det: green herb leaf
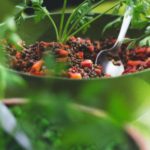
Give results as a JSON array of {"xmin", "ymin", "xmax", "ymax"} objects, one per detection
[
  {"xmin": 139, "ymin": 36, "xmax": 150, "ymax": 46},
  {"xmin": 34, "ymin": 9, "xmax": 46, "ymax": 22},
  {"xmin": 145, "ymin": 25, "xmax": 150, "ymax": 34},
  {"xmin": 127, "ymin": 40, "xmax": 137, "ymax": 49},
  {"xmin": 125, "ymin": 0, "xmax": 150, "ymax": 29},
  {"xmin": 102, "ymin": 17, "xmax": 122, "ymax": 35},
  {"xmin": 31, "ymin": 0, "xmax": 43, "ymax": 5}
]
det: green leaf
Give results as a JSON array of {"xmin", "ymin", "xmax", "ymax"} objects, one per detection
[
  {"xmin": 102, "ymin": 17, "xmax": 121, "ymax": 35},
  {"xmin": 34, "ymin": 9, "xmax": 46, "ymax": 23},
  {"xmin": 122, "ymin": 38, "xmax": 133, "ymax": 44},
  {"xmin": 127, "ymin": 40, "xmax": 137, "ymax": 49},
  {"xmin": 8, "ymin": 33, "xmax": 23, "ymax": 50},
  {"xmin": 69, "ymin": 0, "xmax": 104, "ymax": 30},
  {"xmin": 0, "ymin": 17, "xmax": 23, "ymax": 51},
  {"xmin": 5, "ymin": 17, "xmax": 16, "ymax": 32},
  {"xmin": 70, "ymin": 1, "xmax": 93, "ymax": 29},
  {"xmin": 139, "ymin": 36, "xmax": 150, "ymax": 46},
  {"xmin": 31, "ymin": 0, "xmax": 43, "ymax": 5},
  {"xmin": 145, "ymin": 25, "xmax": 150, "ymax": 34},
  {"xmin": 112, "ymin": 3, "xmax": 123, "ymax": 15},
  {"xmin": 120, "ymin": 0, "xmax": 150, "ymax": 30},
  {"xmin": 0, "ymin": 0, "xmax": 14, "ymax": 21}
]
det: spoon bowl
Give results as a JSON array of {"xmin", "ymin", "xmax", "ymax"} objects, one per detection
[{"xmin": 95, "ymin": 48, "xmax": 124, "ymax": 77}]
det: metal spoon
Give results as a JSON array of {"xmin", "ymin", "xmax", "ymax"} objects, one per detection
[{"xmin": 95, "ymin": 6, "xmax": 133, "ymax": 77}]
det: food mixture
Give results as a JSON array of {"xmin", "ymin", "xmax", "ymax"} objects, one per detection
[{"xmin": 7, "ymin": 37, "xmax": 150, "ymax": 79}]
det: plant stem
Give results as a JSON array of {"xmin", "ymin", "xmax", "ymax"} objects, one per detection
[
  {"xmin": 137, "ymin": 33, "xmax": 150, "ymax": 41},
  {"xmin": 39, "ymin": 6, "xmax": 59, "ymax": 41},
  {"xmin": 65, "ymin": 0, "xmax": 105, "ymax": 40},
  {"xmin": 129, "ymin": 32, "xmax": 150, "ymax": 43},
  {"xmin": 62, "ymin": 2, "xmax": 121, "ymax": 42},
  {"xmin": 59, "ymin": 0, "xmax": 67, "ymax": 41},
  {"xmin": 61, "ymin": 0, "xmax": 87, "ymax": 42}
]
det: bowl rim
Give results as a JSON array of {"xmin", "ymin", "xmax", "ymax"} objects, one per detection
[{"xmin": 8, "ymin": 67, "xmax": 150, "ymax": 81}]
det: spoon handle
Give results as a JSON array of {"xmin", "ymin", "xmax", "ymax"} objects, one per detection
[{"xmin": 115, "ymin": 6, "xmax": 133, "ymax": 47}]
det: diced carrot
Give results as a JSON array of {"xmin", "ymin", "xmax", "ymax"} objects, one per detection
[
  {"xmin": 16, "ymin": 52, "xmax": 22, "ymax": 59},
  {"xmin": 81, "ymin": 60, "xmax": 93, "ymax": 68},
  {"xmin": 135, "ymin": 48, "xmax": 146, "ymax": 54},
  {"xmin": 76, "ymin": 51, "xmax": 84, "ymax": 59},
  {"xmin": 40, "ymin": 41, "xmax": 52, "ymax": 48},
  {"xmin": 127, "ymin": 60, "xmax": 145, "ymax": 66},
  {"xmin": 56, "ymin": 49, "xmax": 69, "ymax": 57},
  {"xmin": 88, "ymin": 45, "xmax": 94, "ymax": 52},
  {"xmin": 30, "ymin": 60, "xmax": 44, "ymax": 73},
  {"xmin": 147, "ymin": 47, "xmax": 150, "ymax": 53},
  {"xmin": 68, "ymin": 72, "xmax": 82, "ymax": 79},
  {"xmin": 95, "ymin": 68, "xmax": 102, "ymax": 75}
]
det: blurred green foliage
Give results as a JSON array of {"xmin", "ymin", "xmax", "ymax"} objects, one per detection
[
  {"xmin": 0, "ymin": 1, "xmax": 149, "ymax": 150},
  {"xmin": 0, "ymin": 1, "xmax": 13, "ymax": 21},
  {"xmin": 0, "ymin": 0, "xmax": 22, "ymax": 20},
  {"xmin": 7, "ymin": 94, "xmax": 139, "ymax": 150}
]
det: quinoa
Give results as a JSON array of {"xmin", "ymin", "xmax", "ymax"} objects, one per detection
[{"xmin": 6, "ymin": 37, "xmax": 150, "ymax": 79}]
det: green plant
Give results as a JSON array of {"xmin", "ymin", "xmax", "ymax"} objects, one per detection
[
  {"xmin": 103, "ymin": 0, "xmax": 150, "ymax": 48},
  {"xmin": 123, "ymin": 0, "xmax": 150, "ymax": 48},
  {"xmin": 125, "ymin": 24, "xmax": 150, "ymax": 49},
  {"xmin": 15, "ymin": 0, "xmax": 122, "ymax": 43},
  {"xmin": 14, "ymin": 0, "xmax": 150, "ymax": 46}
]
